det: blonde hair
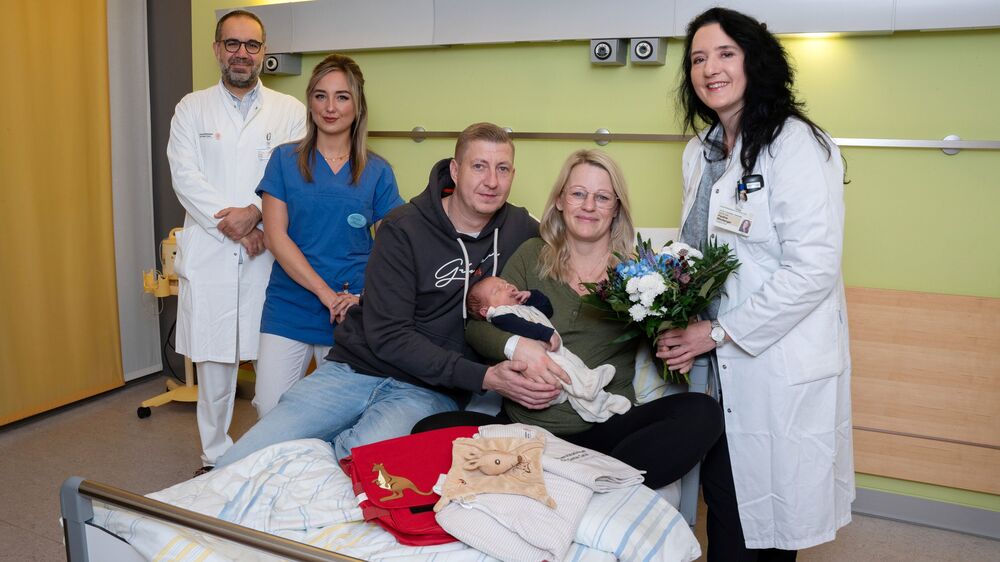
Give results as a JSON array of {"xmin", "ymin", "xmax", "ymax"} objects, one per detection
[
  {"xmin": 454, "ymin": 122, "xmax": 514, "ymax": 161},
  {"xmin": 538, "ymin": 150, "xmax": 635, "ymax": 283},
  {"xmin": 296, "ymin": 54, "xmax": 370, "ymax": 184}
]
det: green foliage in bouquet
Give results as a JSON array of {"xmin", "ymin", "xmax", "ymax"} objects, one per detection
[{"xmin": 582, "ymin": 234, "xmax": 740, "ymax": 383}]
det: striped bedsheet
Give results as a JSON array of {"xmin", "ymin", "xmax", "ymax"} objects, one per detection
[{"xmin": 91, "ymin": 439, "xmax": 700, "ymax": 562}]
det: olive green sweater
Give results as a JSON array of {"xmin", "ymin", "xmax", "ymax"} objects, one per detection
[{"xmin": 466, "ymin": 238, "xmax": 637, "ymax": 435}]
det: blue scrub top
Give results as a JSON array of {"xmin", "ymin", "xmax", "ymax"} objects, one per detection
[{"xmin": 256, "ymin": 143, "xmax": 404, "ymax": 345}]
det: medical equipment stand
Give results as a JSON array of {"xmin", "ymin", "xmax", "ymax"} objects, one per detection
[
  {"xmin": 136, "ymin": 356, "xmax": 197, "ymax": 418},
  {"xmin": 136, "ymin": 229, "xmax": 198, "ymax": 418}
]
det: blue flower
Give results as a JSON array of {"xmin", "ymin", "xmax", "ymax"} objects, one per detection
[
  {"xmin": 655, "ymin": 253, "xmax": 678, "ymax": 270},
  {"xmin": 616, "ymin": 259, "xmax": 655, "ymax": 279}
]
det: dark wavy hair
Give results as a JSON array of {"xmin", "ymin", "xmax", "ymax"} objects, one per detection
[{"xmin": 678, "ymin": 7, "xmax": 831, "ymax": 176}]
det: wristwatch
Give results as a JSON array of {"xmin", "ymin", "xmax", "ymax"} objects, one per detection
[{"xmin": 709, "ymin": 320, "xmax": 726, "ymax": 348}]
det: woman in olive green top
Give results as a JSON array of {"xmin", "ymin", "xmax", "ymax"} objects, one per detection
[
  {"xmin": 468, "ymin": 237, "xmax": 637, "ymax": 434},
  {"xmin": 417, "ymin": 149, "xmax": 723, "ymax": 489}
]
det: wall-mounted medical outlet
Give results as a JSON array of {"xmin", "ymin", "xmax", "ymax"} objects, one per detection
[
  {"xmin": 590, "ymin": 39, "xmax": 626, "ymax": 66},
  {"xmin": 630, "ymin": 38, "xmax": 666, "ymax": 65},
  {"xmin": 262, "ymin": 53, "xmax": 302, "ymax": 76}
]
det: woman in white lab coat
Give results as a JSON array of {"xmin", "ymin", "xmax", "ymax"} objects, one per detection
[{"xmin": 656, "ymin": 8, "xmax": 853, "ymax": 560}]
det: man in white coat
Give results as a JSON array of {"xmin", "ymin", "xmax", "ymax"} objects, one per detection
[{"xmin": 167, "ymin": 9, "xmax": 306, "ymax": 472}]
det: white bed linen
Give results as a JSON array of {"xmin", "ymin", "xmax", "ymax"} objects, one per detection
[{"xmin": 91, "ymin": 439, "xmax": 700, "ymax": 562}]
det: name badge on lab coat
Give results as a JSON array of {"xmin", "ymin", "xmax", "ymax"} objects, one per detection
[
  {"xmin": 257, "ymin": 147, "xmax": 273, "ymax": 163},
  {"xmin": 715, "ymin": 206, "xmax": 753, "ymax": 236}
]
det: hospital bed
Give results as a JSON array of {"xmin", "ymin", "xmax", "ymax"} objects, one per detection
[
  {"xmin": 60, "ymin": 437, "xmax": 701, "ymax": 562},
  {"xmin": 60, "ymin": 384, "xmax": 707, "ymax": 562},
  {"xmin": 60, "ymin": 475, "xmax": 358, "ymax": 562}
]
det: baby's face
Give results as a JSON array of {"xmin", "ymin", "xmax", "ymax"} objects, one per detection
[{"xmin": 479, "ymin": 277, "xmax": 523, "ymax": 308}]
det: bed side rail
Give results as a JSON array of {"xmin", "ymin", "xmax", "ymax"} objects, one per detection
[{"xmin": 59, "ymin": 476, "xmax": 363, "ymax": 562}]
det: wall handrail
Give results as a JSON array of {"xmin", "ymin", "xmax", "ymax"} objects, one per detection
[
  {"xmin": 369, "ymin": 129, "xmax": 1000, "ymax": 151},
  {"xmin": 853, "ymin": 426, "xmax": 1000, "ymax": 451}
]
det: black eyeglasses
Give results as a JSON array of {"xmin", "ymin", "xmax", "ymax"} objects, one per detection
[{"xmin": 220, "ymin": 39, "xmax": 263, "ymax": 54}]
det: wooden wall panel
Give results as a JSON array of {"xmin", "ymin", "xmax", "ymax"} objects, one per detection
[
  {"xmin": 847, "ymin": 287, "xmax": 1000, "ymax": 493},
  {"xmin": 853, "ymin": 429, "xmax": 1000, "ymax": 494}
]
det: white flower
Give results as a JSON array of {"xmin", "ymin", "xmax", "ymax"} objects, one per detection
[
  {"xmin": 629, "ymin": 303, "xmax": 650, "ymax": 321},
  {"xmin": 626, "ymin": 273, "xmax": 666, "ymax": 306},
  {"xmin": 662, "ymin": 242, "xmax": 703, "ymax": 260},
  {"xmin": 625, "ymin": 276, "xmax": 642, "ymax": 302},
  {"xmin": 635, "ymin": 273, "xmax": 666, "ymax": 307}
]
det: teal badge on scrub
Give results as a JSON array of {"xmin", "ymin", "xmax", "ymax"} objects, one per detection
[{"xmin": 347, "ymin": 213, "xmax": 367, "ymax": 228}]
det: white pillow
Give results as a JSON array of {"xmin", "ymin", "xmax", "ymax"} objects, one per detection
[{"xmin": 633, "ymin": 344, "xmax": 689, "ymax": 404}]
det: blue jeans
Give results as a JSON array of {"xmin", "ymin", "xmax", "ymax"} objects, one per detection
[{"xmin": 216, "ymin": 361, "xmax": 458, "ymax": 467}]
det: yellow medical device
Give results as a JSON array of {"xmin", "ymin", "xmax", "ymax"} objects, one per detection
[
  {"xmin": 142, "ymin": 228, "xmax": 182, "ymax": 298},
  {"xmin": 161, "ymin": 227, "xmax": 180, "ymax": 276},
  {"xmin": 138, "ymin": 227, "xmax": 197, "ymax": 418}
]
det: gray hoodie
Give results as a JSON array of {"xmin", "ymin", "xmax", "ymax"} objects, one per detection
[{"xmin": 328, "ymin": 157, "xmax": 539, "ymax": 398}]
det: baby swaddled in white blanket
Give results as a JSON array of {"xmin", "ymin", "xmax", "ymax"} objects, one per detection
[{"xmin": 467, "ymin": 277, "xmax": 632, "ymax": 422}]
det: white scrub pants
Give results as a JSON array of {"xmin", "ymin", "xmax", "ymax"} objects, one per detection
[
  {"xmin": 252, "ymin": 333, "xmax": 331, "ymax": 419},
  {"xmin": 196, "ymin": 358, "xmax": 252, "ymax": 466}
]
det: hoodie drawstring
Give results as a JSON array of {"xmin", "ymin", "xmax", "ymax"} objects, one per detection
[
  {"xmin": 458, "ymin": 238, "xmax": 471, "ymax": 320},
  {"xmin": 457, "ymin": 227, "xmax": 501, "ymax": 321},
  {"xmin": 492, "ymin": 228, "xmax": 499, "ymax": 275}
]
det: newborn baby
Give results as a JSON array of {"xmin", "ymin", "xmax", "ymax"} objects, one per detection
[{"xmin": 467, "ymin": 276, "xmax": 631, "ymax": 422}]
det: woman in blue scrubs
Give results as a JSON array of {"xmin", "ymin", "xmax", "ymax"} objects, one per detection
[{"xmin": 253, "ymin": 54, "xmax": 404, "ymax": 418}]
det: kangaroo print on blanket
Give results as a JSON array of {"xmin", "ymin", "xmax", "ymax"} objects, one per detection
[{"xmin": 372, "ymin": 462, "xmax": 434, "ymax": 501}]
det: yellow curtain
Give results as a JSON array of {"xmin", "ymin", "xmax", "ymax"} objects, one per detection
[{"xmin": 0, "ymin": 0, "xmax": 123, "ymax": 425}]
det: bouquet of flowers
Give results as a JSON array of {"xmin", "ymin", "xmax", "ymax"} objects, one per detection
[{"xmin": 582, "ymin": 235, "xmax": 740, "ymax": 384}]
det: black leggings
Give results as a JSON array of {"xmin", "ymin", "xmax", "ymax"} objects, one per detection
[
  {"xmin": 701, "ymin": 424, "xmax": 798, "ymax": 561},
  {"xmin": 413, "ymin": 392, "xmax": 723, "ymax": 489}
]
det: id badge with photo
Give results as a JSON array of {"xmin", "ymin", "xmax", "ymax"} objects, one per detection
[{"xmin": 715, "ymin": 206, "xmax": 754, "ymax": 236}]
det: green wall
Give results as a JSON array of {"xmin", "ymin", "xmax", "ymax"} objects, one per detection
[
  {"xmin": 192, "ymin": 1, "xmax": 999, "ymax": 510},
  {"xmin": 193, "ymin": 1, "xmax": 999, "ymax": 299}
]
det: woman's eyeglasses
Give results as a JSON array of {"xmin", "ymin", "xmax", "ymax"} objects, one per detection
[
  {"xmin": 562, "ymin": 188, "xmax": 618, "ymax": 209},
  {"xmin": 220, "ymin": 39, "xmax": 263, "ymax": 54}
]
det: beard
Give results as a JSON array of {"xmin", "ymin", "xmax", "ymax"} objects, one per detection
[{"xmin": 219, "ymin": 55, "xmax": 261, "ymax": 89}]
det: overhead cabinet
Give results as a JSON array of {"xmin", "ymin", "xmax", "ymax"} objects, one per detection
[
  {"xmin": 236, "ymin": 0, "xmax": 433, "ymax": 54},
  {"xmin": 226, "ymin": 0, "xmax": 1000, "ymax": 54},
  {"xmin": 894, "ymin": 0, "xmax": 1000, "ymax": 31},
  {"xmin": 673, "ymin": 0, "xmax": 895, "ymax": 35},
  {"xmin": 433, "ymin": 0, "xmax": 674, "ymax": 45}
]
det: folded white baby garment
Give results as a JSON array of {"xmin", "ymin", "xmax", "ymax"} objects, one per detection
[
  {"xmin": 434, "ymin": 424, "xmax": 649, "ymax": 562},
  {"xmin": 436, "ymin": 468, "xmax": 591, "ymax": 562}
]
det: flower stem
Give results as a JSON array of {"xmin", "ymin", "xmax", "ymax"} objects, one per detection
[{"xmin": 662, "ymin": 363, "xmax": 691, "ymax": 385}]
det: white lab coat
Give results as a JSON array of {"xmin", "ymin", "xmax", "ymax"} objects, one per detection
[
  {"xmin": 168, "ymin": 81, "xmax": 306, "ymax": 363},
  {"xmin": 680, "ymin": 118, "xmax": 854, "ymax": 550}
]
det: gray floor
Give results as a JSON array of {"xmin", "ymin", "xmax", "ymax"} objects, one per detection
[{"xmin": 0, "ymin": 375, "xmax": 996, "ymax": 561}]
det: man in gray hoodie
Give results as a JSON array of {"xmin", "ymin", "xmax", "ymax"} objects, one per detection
[{"xmin": 217, "ymin": 123, "xmax": 561, "ymax": 466}]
